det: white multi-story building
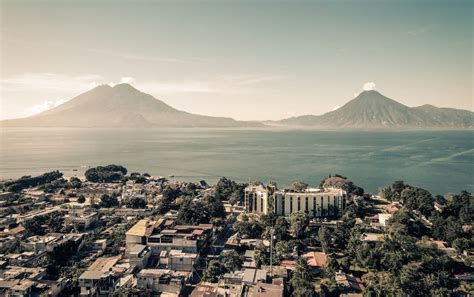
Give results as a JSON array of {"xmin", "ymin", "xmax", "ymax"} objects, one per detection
[
  {"xmin": 274, "ymin": 188, "xmax": 347, "ymax": 217},
  {"xmin": 244, "ymin": 184, "xmax": 270, "ymax": 215},
  {"xmin": 245, "ymin": 184, "xmax": 348, "ymax": 218}
]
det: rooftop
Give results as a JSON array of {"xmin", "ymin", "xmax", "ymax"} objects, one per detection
[
  {"xmin": 126, "ymin": 219, "xmax": 155, "ymax": 237},
  {"xmin": 88, "ymin": 256, "xmax": 121, "ymax": 272}
]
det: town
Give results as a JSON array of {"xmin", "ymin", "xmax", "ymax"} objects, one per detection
[{"xmin": 0, "ymin": 165, "xmax": 471, "ymax": 296}]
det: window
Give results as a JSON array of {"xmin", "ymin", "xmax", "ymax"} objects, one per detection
[
  {"xmin": 297, "ymin": 197, "xmax": 301, "ymax": 211},
  {"xmin": 290, "ymin": 196, "xmax": 293, "ymax": 213},
  {"xmin": 281, "ymin": 196, "xmax": 285, "ymax": 216},
  {"xmin": 313, "ymin": 198, "xmax": 316, "ymax": 217},
  {"xmin": 305, "ymin": 197, "xmax": 309, "ymax": 211}
]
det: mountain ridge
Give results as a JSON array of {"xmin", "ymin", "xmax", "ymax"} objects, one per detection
[
  {"xmin": 274, "ymin": 90, "xmax": 473, "ymax": 129},
  {"xmin": 1, "ymin": 86, "xmax": 472, "ymax": 129},
  {"xmin": 1, "ymin": 83, "xmax": 263, "ymax": 128}
]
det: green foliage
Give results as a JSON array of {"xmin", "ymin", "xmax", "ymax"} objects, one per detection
[
  {"xmin": 202, "ymin": 260, "xmax": 225, "ymax": 282},
  {"xmin": 214, "ymin": 177, "xmax": 245, "ymax": 201},
  {"xmin": 23, "ymin": 212, "xmax": 64, "ymax": 236},
  {"xmin": 222, "ymin": 251, "xmax": 244, "ymax": 272},
  {"xmin": 124, "ymin": 197, "xmax": 146, "ymax": 209},
  {"xmin": 176, "ymin": 198, "xmax": 209, "ymax": 225},
  {"xmin": 3, "ymin": 171, "xmax": 63, "ymax": 192},
  {"xmin": 84, "ymin": 165, "xmax": 127, "ymax": 183},
  {"xmin": 233, "ymin": 219, "xmax": 263, "ymax": 239},
  {"xmin": 289, "ymin": 211, "xmax": 310, "ymax": 239},
  {"xmin": 290, "ymin": 258, "xmax": 316, "ymax": 297},
  {"xmin": 291, "ymin": 181, "xmax": 308, "ymax": 192},
  {"xmin": 400, "ymin": 187, "xmax": 434, "ymax": 217},
  {"xmin": 99, "ymin": 194, "xmax": 119, "ymax": 208},
  {"xmin": 77, "ymin": 195, "xmax": 86, "ymax": 203},
  {"xmin": 318, "ymin": 226, "xmax": 331, "ymax": 253}
]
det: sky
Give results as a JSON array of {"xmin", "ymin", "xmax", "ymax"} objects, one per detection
[{"xmin": 0, "ymin": 0, "xmax": 472, "ymax": 121}]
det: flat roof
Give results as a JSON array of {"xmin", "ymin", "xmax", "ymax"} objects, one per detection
[
  {"xmin": 88, "ymin": 256, "xmax": 120, "ymax": 272},
  {"xmin": 126, "ymin": 219, "xmax": 154, "ymax": 237}
]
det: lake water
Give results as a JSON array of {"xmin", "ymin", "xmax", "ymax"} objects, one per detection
[{"xmin": 0, "ymin": 128, "xmax": 472, "ymax": 195}]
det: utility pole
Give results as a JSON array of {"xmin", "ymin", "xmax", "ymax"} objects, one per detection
[{"xmin": 269, "ymin": 227, "xmax": 275, "ymax": 279}]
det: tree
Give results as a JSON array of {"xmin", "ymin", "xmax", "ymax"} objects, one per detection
[
  {"xmin": 77, "ymin": 195, "xmax": 86, "ymax": 203},
  {"xmin": 273, "ymin": 217, "xmax": 291, "ymax": 241},
  {"xmin": 400, "ymin": 187, "xmax": 434, "ymax": 217},
  {"xmin": 85, "ymin": 165, "xmax": 127, "ymax": 183},
  {"xmin": 291, "ymin": 181, "xmax": 308, "ymax": 192},
  {"xmin": 203, "ymin": 194, "xmax": 226, "ymax": 218},
  {"xmin": 318, "ymin": 226, "xmax": 331, "ymax": 252},
  {"xmin": 228, "ymin": 191, "xmax": 241, "ymax": 206},
  {"xmin": 275, "ymin": 240, "xmax": 297, "ymax": 261},
  {"xmin": 222, "ymin": 251, "xmax": 244, "ymax": 272},
  {"xmin": 289, "ymin": 211, "xmax": 310, "ymax": 239},
  {"xmin": 176, "ymin": 199, "xmax": 209, "ymax": 225},
  {"xmin": 290, "ymin": 258, "xmax": 316, "ymax": 296},
  {"xmin": 124, "ymin": 197, "xmax": 146, "ymax": 209},
  {"xmin": 452, "ymin": 238, "xmax": 471, "ymax": 254},
  {"xmin": 202, "ymin": 260, "xmax": 225, "ymax": 282},
  {"xmin": 99, "ymin": 194, "xmax": 119, "ymax": 208}
]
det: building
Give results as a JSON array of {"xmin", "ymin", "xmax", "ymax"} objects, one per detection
[
  {"xmin": 245, "ymin": 183, "xmax": 348, "ymax": 218},
  {"xmin": 274, "ymin": 188, "xmax": 347, "ymax": 218},
  {"xmin": 245, "ymin": 184, "xmax": 270, "ymax": 215},
  {"xmin": 302, "ymin": 252, "xmax": 327, "ymax": 271},
  {"xmin": 137, "ymin": 269, "xmax": 191, "ymax": 295},
  {"xmin": 125, "ymin": 244, "xmax": 151, "ymax": 270},
  {"xmin": 78, "ymin": 256, "xmax": 121, "ymax": 296},
  {"xmin": 126, "ymin": 219, "xmax": 213, "ymax": 254},
  {"xmin": 247, "ymin": 281, "xmax": 284, "ymax": 297},
  {"xmin": 159, "ymin": 249, "xmax": 198, "ymax": 272}
]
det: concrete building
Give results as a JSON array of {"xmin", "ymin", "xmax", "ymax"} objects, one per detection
[
  {"xmin": 244, "ymin": 184, "xmax": 270, "ymax": 215},
  {"xmin": 78, "ymin": 256, "xmax": 121, "ymax": 296},
  {"xmin": 137, "ymin": 269, "xmax": 191, "ymax": 295},
  {"xmin": 125, "ymin": 244, "xmax": 151, "ymax": 270},
  {"xmin": 274, "ymin": 188, "xmax": 347, "ymax": 218},
  {"xmin": 126, "ymin": 219, "xmax": 213, "ymax": 254},
  {"xmin": 158, "ymin": 249, "xmax": 198, "ymax": 272},
  {"xmin": 245, "ymin": 184, "xmax": 348, "ymax": 218}
]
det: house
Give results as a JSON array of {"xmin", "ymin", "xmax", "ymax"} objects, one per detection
[
  {"xmin": 247, "ymin": 280, "xmax": 284, "ymax": 297},
  {"xmin": 302, "ymin": 252, "xmax": 327, "ymax": 271},
  {"xmin": 335, "ymin": 272, "xmax": 365, "ymax": 294},
  {"xmin": 64, "ymin": 211, "xmax": 98, "ymax": 230},
  {"xmin": 78, "ymin": 256, "xmax": 121, "ymax": 296},
  {"xmin": 126, "ymin": 219, "xmax": 213, "ymax": 254},
  {"xmin": 242, "ymin": 268, "xmax": 268, "ymax": 285},
  {"xmin": 136, "ymin": 269, "xmax": 191, "ymax": 295},
  {"xmin": 159, "ymin": 249, "xmax": 198, "ymax": 272},
  {"xmin": 125, "ymin": 244, "xmax": 151, "ymax": 270}
]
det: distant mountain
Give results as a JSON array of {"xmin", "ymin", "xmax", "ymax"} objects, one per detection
[
  {"xmin": 275, "ymin": 90, "xmax": 473, "ymax": 129},
  {"xmin": 1, "ymin": 84, "xmax": 262, "ymax": 128}
]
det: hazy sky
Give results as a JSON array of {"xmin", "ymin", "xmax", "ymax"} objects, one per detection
[{"xmin": 1, "ymin": 0, "xmax": 472, "ymax": 121}]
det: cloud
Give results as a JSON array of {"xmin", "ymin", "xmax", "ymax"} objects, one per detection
[
  {"xmin": 109, "ymin": 76, "xmax": 137, "ymax": 87},
  {"xmin": 363, "ymin": 82, "xmax": 376, "ymax": 91},
  {"xmin": 23, "ymin": 99, "xmax": 67, "ymax": 117}
]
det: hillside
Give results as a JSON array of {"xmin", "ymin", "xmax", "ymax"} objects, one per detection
[
  {"xmin": 1, "ymin": 84, "xmax": 262, "ymax": 128},
  {"xmin": 276, "ymin": 90, "xmax": 473, "ymax": 129}
]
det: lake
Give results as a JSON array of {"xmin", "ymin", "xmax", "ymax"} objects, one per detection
[{"xmin": 0, "ymin": 128, "xmax": 472, "ymax": 195}]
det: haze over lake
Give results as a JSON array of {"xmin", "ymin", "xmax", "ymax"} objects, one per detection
[{"xmin": 1, "ymin": 128, "xmax": 472, "ymax": 194}]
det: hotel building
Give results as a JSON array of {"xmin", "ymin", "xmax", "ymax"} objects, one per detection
[{"xmin": 245, "ymin": 184, "xmax": 347, "ymax": 218}]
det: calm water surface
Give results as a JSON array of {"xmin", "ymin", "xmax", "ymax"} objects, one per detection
[{"xmin": 0, "ymin": 128, "xmax": 472, "ymax": 195}]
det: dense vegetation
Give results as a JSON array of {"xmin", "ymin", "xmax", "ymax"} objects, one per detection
[
  {"xmin": 1, "ymin": 171, "xmax": 63, "ymax": 192},
  {"xmin": 84, "ymin": 165, "xmax": 127, "ymax": 183}
]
